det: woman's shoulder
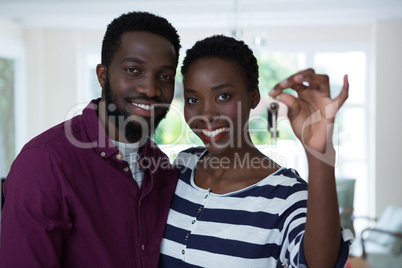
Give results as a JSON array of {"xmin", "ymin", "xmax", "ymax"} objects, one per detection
[
  {"xmin": 274, "ymin": 168, "xmax": 302, "ymax": 179},
  {"xmin": 173, "ymin": 146, "xmax": 206, "ymax": 168},
  {"xmin": 259, "ymin": 168, "xmax": 308, "ymax": 196},
  {"xmin": 180, "ymin": 146, "xmax": 206, "ymax": 156}
]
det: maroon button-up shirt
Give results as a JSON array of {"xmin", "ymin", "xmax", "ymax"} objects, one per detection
[{"xmin": 0, "ymin": 99, "xmax": 179, "ymax": 267}]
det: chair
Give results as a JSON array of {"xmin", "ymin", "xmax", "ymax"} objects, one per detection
[
  {"xmin": 336, "ymin": 178, "xmax": 356, "ymax": 235},
  {"xmin": 359, "ymin": 205, "xmax": 402, "ymax": 268}
]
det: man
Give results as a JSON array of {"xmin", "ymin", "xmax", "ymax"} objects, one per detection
[{"xmin": 0, "ymin": 11, "xmax": 180, "ymax": 267}]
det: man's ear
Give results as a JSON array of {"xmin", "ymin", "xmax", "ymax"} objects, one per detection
[
  {"xmin": 96, "ymin": 64, "xmax": 106, "ymax": 88},
  {"xmin": 250, "ymin": 88, "xmax": 261, "ymax": 109}
]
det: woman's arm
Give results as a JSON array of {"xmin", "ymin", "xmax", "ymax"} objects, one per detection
[{"xmin": 269, "ymin": 69, "xmax": 349, "ymax": 267}]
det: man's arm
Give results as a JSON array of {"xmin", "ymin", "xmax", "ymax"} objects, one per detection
[{"xmin": 0, "ymin": 147, "xmax": 72, "ymax": 267}]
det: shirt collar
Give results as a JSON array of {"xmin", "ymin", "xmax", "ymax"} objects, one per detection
[{"xmin": 82, "ymin": 99, "xmax": 119, "ymax": 159}]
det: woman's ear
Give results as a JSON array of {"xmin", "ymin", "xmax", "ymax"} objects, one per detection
[
  {"xmin": 96, "ymin": 64, "xmax": 106, "ymax": 88},
  {"xmin": 249, "ymin": 88, "xmax": 261, "ymax": 109}
]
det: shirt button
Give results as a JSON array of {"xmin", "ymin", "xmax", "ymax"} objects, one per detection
[
  {"xmin": 204, "ymin": 194, "xmax": 208, "ymax": 199},
  {"xmin": 191, "ymin": 220, "xmax": 196, "ymax": 224},
  {"xmin": 116, "ymin": 154, "xmax": 122, "ymax": 160},
  {"xmin": 185, "ymin": 234, "xmax": 190, "ymax": 240},
  {"xmin": 123, "ymin": 166, "xmax": 130, "ymax": 172},
  {"xmin": 182, "ymin": 249, "xmax": 185, "ymax": 255},
  {"xmin": 141, "ymin": 244, "xmax": 145, "ymax": 251},
  {"xmin": 198, "ymin": 207, "xmax": 203, "ymax": 213},
  {"xmin": 101, "ymin": 152, "xmax": 106, "ymax": 157}
]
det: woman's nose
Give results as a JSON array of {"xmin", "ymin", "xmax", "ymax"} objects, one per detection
[{"xmin": 198, "ymin": 102, "xmax": 219, "ymax": 123}]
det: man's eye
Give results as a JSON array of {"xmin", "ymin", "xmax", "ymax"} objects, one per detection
[
  {"xmin": 187, "ymin": 98, "xmax": 198, "ymax": 104},
  {"xmin": 217, "ymin": 93, "xmax": 230, "ymax": 101},
  {"xmin": 126, "ymin": 67, "xmax": 139, "ymax": 73}
]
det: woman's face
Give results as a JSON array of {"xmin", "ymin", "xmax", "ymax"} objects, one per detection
[{"xmin": 183, "ymin": 56, "xmax": 259, "ymax": 155}]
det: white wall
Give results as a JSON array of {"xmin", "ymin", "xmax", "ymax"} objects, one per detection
[
  {"xmin": 0, "ymin": 20, "xmax": 104, "ymax": 142},
  {"xmin": 24, "ymin": 29, "xmax": 84, "ymax": 138},
  {"xmin": 0, "ymin": 18, "xmax": 23, "ymax": 39},
  {"xmin": 178, "ymin": 24, "xmax": 371, "ymax": 50},
  {"xmin": 374, "ymin": 19, "xmax": 402, "ymax": 215}
]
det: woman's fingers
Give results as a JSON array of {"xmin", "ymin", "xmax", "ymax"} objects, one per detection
[
  {"xmin": 335, "ymin": 75, "xmax": 349, "ymax": 108},
  {"xmin": 272, "ymin": 92, "xmax": 299, "ymax": 112},
  {"xmin": 269, "ymin": 69, "xmax": 342, "ymax": 101},
  {"xmin": 323, "ymin": 75, "xmax": 349, "ymax": 118},
  {"xmin": 294, "ymin": 73, "xmax": 330, "ymax": 93},
  {"xmin": 270, "ymin": 68, "xmax": 316, "ymax": 96}
]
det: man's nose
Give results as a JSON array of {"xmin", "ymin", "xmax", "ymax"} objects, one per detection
[{"xmin": 136, "ymin": 76, "xmax": 161, "ymax": 97}]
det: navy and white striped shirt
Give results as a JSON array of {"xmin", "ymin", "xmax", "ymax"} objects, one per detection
[{"xmin": 160, "ymin": 147, "xmax": 352, "ymax": 268}]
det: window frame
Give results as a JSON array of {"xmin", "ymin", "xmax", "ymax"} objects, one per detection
[
  {"xmin": 0, "ymin": 36, "xmax": 26, "ymax": 176},
  {"xmin": 258, "ymin": 42, "xmax": 373, "ymax": 221}
]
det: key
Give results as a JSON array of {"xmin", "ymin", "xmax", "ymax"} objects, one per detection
[{"xmin": 267, "ymin": 102, "xmax": 279, "ymax": 142}]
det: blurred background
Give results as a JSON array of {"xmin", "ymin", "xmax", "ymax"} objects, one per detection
[{"xmin": 0, "ymin": 0, "xmax": 402, "ymax": 261}]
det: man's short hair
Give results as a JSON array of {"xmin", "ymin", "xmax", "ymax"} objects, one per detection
[{"xmin": 101, "ymin": 11, "xmax": 181, "ymax": 68}]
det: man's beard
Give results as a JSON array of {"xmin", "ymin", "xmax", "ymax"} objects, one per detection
[{"xmin": 104, "ymin": 76, "xmax": 169, "ymax": 143}]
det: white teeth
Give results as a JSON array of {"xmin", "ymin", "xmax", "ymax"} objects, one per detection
[
  {"xmin": 202, "ymin": 127, "xmax": 227, "ymax": 138},
  {"xmin": 132, "ymin": 103, "xmax": 153, "ymax": 111}
]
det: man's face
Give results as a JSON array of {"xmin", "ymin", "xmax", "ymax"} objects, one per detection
[{"xmin": 98, "ymin": 31, "xmax": 177, "ymax": 143}]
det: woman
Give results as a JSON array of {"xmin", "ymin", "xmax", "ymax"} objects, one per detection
[{"xmin": 159, "ymin": 35, "xmax": 352, "ymax": 268}]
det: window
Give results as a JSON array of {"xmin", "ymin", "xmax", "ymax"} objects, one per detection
[
  {"xmin": 82, "ymin": 53, "xmax": 102, "ymax": 103},
  {"xmin": 313, "ymin": 50, "xmax": 369, "ymax": 220},
  {"xmin": 251, "ymin": 46, "xmax": 370, "ymax": 222},
  {"xmin": 0, "ymin": 36, "xmax": 24, "ymax": 179},
  {"xmin": 0, "ymin": 58, "xmax": 15, "ymax": 178}
]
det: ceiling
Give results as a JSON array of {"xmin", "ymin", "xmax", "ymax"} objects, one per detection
[{"xmin": 0, "ymin": 0, "xmax": 402, "ymax": 30}]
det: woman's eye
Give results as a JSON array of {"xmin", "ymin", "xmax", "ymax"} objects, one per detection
[
  {"xmin": 187, "ymin": 98, "xmax": 198, "ymax": 104},
  {"xmin": 160, "ymin": 74, "xmax": 173, "ymax": 81},
  {"xmin": 217, "ymin": 93, "xmax": 230, "ymax": 101}
]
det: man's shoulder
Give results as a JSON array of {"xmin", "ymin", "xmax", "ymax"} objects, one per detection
[
  {"xmin": 23, "ymin": 100, "xmax": 100, "ymax": 152},
  {"xmin": 22, "ymin": 115, "xmax": 85, "ymax": 152}
]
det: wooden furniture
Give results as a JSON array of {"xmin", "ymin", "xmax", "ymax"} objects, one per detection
[{"xmin": 348, "ymin": 256, "xmax": 372, "ymax": 268}]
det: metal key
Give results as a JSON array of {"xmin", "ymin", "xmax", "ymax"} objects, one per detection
[{"xmin": 267, "ymin": 102, "xmax": 279, "ymax": 142}]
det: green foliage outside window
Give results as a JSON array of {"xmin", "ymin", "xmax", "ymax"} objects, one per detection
[{"xmin": 249, "ymin": 52, "xmax": 300, "ymax": 144}]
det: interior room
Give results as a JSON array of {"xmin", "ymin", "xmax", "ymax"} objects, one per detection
[{"xmin": 1, "ymin": 0, "xmax": 401, "ymax": 266}]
